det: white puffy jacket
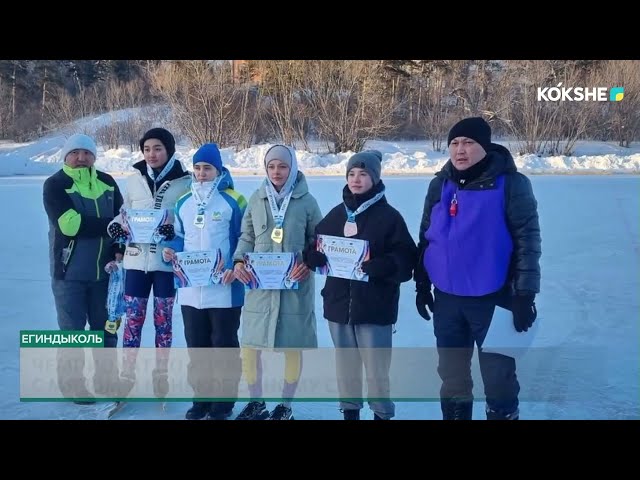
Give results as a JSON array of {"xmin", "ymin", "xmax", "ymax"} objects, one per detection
[{"xmin": 110, "ymin": 159, "xmax": 191, "ymax": 273}]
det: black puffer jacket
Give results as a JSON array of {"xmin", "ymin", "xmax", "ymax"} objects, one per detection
[
  {"xmin": 313, "ymin": 181, "xmax": 417, "ymax": 325},
  {"xmin": 415, "ymin": 143, "xmax": 541, "ymax": 294}
]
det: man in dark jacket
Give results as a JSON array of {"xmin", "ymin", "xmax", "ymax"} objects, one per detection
[
  {"xmin": 43, "ymin": 134, "xmax": 124, "ymax": 403},
  {"xmin": 415, "ymin": 117, "xmax": 541, "ymax": 420}
]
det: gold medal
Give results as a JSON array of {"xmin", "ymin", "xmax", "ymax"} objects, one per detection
[
  {"xmin": 343, "ymin": 221, "xmax": 358, "ymax": 237},
  {"xmin": 271, "ymin": 227, "xmax": 284, "ymax": 243}
]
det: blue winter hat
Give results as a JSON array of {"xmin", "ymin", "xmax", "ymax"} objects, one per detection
[{"xmin": 193, "ymin": 143, "xmax": 223, "ymax": 171}]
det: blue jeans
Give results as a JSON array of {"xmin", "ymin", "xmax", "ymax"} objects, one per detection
[{"xmin": 328, "ymin": 322, "xmax": 395, "ymax": 420}]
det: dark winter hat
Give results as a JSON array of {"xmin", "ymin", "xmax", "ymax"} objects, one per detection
[
  {"xmin": 139, "ymin": 128, "xmax": 176, "ymax": 160},
  {"xmin": 193, "ymin": 143, "xmax": 223, "ymax": 171},
  {"xmin": 60, "ymin": 134, "xmax": 97, "ymax": 162},
  {"xmin": 346, "ymin": 150, "xmax": 383, "ymax": 185},
  {"xmin": 447, "ymin": 117, "xmax": 491, "ymax": 152}
]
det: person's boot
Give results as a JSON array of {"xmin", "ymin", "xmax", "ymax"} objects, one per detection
[
  {"xmin": 486, "ymin": 406, "xmax": 519, "ymax": 420},
  {"xmin": 206, "ymin": 403, "xmax": 234, "ymax": 420},
  {"xmin": 69, "ymin": 380, "xmax": 96, "ymax": 405},
  {"xmin": 152, "ymin": 369, "xmax": 169, "ymax": 399},
  {"xmin": 235, "ymin": 401, "xmax": 269, "ymax": 420},
  {"xmin": 343, "ymin": 409, "xmax": 360, "ymax": 420},
  {"xmin": 441, "ymin": 399, "xmax": 473, "ymax": 420},
  {"xmin": 185, "ymin": 402, "xmax": 211, "ymax": 420},
  {"xmin": 266, "ymin": 403, "xmax": 293, "ymax": 420},
  {"xmin": 116, "ymin": 373, "xmax": 135, "ymax": 399}
]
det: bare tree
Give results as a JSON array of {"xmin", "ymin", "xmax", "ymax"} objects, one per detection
[
  {"xmin": 0, "ymin": 78, "xmax": 10, "ymax": 138},
  {"xmin": 496, "ymin": 61, "xmax": 561, "ymax": 154},
  {"xmin": 302, "ymin": 60, "xmax": 401, "ymax": 153},
  {"xmin": 149, "ymin": 60, "xmax": 252, "ymax": 149},
  {"xmin": 40, "ymin": 66, "xmax": 49, "ymax": 135},
  {"xmin": 122, "ymin": 78, "xmax": 147, "ymax": 109},
  {"xmin": 497, "ymin": 61, "xmax": 605, "ymax": 155},
  {"xmin": 413, "ymin": 61, "xmax": 461, "ymax": 151},
  {"xmin": 46, "ymin": 86, "xmax": 79, "ymax": 128},
  {"xmin": 228, "ymin": 85, "xmax": 263, "ymax": 151},
  {"xmin": 546, "ymin": 62, "xmax": 599, "ymax": 155},
  {"xmin": 256, "ymin": 60, "xmax": 312, "ymax": 149},
  {"xmin": 595, "ymin": 60, "xmax": 640, "ymax": 147},
  {"xmin": 95, "ymin": 121, "xmax": 120, "ymax": 150}
]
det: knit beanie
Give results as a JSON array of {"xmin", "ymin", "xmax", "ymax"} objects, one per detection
[
  {"xmin": 139, "ymin": 127, "xmax": 176, "ymax": 159},
  {"xmin": 447, "ymin": 117, "xmax": 491, "ymax": 152},
  {"xmin": 346, "ymin": 150, "xmax": 383, "ymax": 185},
  {"xmin": 193, "ymin": 143, "xmax": 222, "ymax": 171},
  {"xmin": 60, "ymin": 134, "xmax": 97, "ymax": 162}
]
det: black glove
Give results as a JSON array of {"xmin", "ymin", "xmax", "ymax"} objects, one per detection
[
  {"xmin": 302, "ymin": 248, "xmax": 328, "ymax": 269},
  {"xmin": 108, "ymin": 222, "xmax": 128, "ymax": 241},
  {"xmin": 360, "ymin": 256, "xmax": 396, "ymax": 279},
  {"xmin": 157, "ymin": 224, "xmax": 175, "ymax": 241},
  {"xmin": 415, "ymin": 282, "xmax": 434, "ymax": 321},
  {"xmin": 512, "ymin": 293, "xmax": 537, "ymax": 332}
]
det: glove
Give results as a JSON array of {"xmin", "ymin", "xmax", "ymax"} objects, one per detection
[
  {"xmin": 104, "ymin": 260, "xmax": 120, "ymax": 274},
  {"xmin": 162, "ymin": 248, "xmax": 176, "ymax": 263},
  {"xmin": 512, "ymin": 293, "xmax": 537, "ymax": 332},
  {"xmin": 415, "ymin": 283, "xmax": 434, "ymax": 321},
  {"xmin": 157, "ymin": 223, "xmax": 175, "ymax": 241},
  {"xmin": 360, "ymin": 256, "xmax": 396, "ymax": 279},
  {"xmin": 108, "ymin": 222, "xmax": 128, "ymax": 241},
  {"xmin": 302, "ymin": 248, "xmax": 328, "ymax": 269}
]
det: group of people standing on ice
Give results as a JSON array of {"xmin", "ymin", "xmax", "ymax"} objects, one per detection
[{"xmin": 43, "ymin": 116, "xmax": 541, "ymax": 420}]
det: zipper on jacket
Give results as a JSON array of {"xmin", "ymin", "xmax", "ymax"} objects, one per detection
[
  {"xmin": 200, "ymin": 211, "xmax": 205, "ymax": 308},
  {"xmin": 146, "ymin": 180, "xmax": 160, "ymax": 274},
  {"xmin": 94, "ymin": 191, "xmax": 103, "ymax": 281},
  {"xmin": 61, "ymin": 239, "xmax": 75, "ymax": 273}
]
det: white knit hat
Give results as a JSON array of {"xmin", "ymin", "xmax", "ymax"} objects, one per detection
[
  {"xmin": 59, "ymin": 134, "xmax": 97, "ymax": 163},
  {"xmin": 264, "ymin": 145, "xmax": 294, "ymax": 169}
]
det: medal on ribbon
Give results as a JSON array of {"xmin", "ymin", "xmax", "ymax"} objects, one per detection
[
  {"xmin": 343, "ymin": 189, "xmax": 386, "ymax": 238},
  {"xmin": 191, "ymin": 174, "xmax": 223, "ymax": 230},
  {"xmin": 265, "ymin": 181, "xmax": 293, "ymax": 246},
  {"xmin": 271, "ymin": 226, "xmax": 284, "ymax": 243},
  {"xmin": 194, "ymin": 211, "xmax": 205, "ymax": 229},
  {"xmin": 343, "ymin": 220, "xmax": 358, "ymax": 237}
]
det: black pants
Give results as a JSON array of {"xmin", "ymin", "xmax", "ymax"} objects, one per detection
[
  {"xmin": 52, "ymin": 279, "xmax": 118, "ymax": 398},
  {"xmin": 433, "ymin": 289, "xmax": 520, "ymax": 417},
  {"xmin": 182, "ymin": 305, "xmax": 241, "ymax": 413}
]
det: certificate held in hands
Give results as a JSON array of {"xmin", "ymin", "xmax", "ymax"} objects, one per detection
[
  {"xmin": 122, "ymin": 208, "xmax": 168, "ymax": 244},
  {"xmin": 173, "ymin": 250, "xmax": 225, "ymax": 288},
  {"xmin": 315, "ymin": 234, "xmax": 370, "ymax": 282},
  {"xmin": 242, "ymin": 252, "xmax": 298, "ymax": 290}
]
